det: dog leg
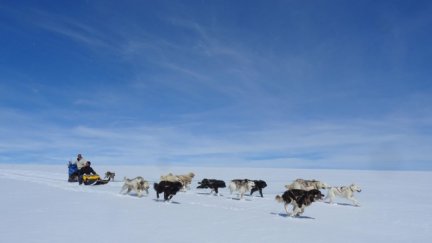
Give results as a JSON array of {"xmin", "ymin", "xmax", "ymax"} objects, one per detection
[
  {"xmin": 259, "ymin": 188, "xmax": 263, "ymax": 198},
  {"xmin": 348, "ymin": 196, "xmax": 359, "ymax": 206},
  {"xmin": 325, "ymin": 191, "xmax": 335, "ymax": 204},
  {"xmin": 120, "ymin": 185, "xmax": 128, "ymax": 194},
  {"xmin": 300, "ymin": 206, "xmax": 305, "ymax": 215},
  {"xmin": 292, "ymin": 205, "xmax": 300, "ymax": 217},
  {"xmin": 284, "ymin": 203, "xmax": 290, "ymax": 215}
]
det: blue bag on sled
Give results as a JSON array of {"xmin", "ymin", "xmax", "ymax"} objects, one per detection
[{"xmin": 68, "ymin": 162, "xmax": 78, "ymax": 182}]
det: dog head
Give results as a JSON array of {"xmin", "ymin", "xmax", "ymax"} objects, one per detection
[
  {"xmin": 308, "ymin": 189, "xmax": 324, "ymax": 202},
  {"xmin": 172, "ymin": 181, "xmax": 184, "ymax": 192},
  {"xmin": 253, "ymin": 180, "xmax": 267, "ymax": 188},
  {"xmin": 311, "ymin": 180, "xmax": 328, "ymax": 190},
  {"xmin": 139, "ymin": 181, "xmax": 150, "ymax": 190},
  {"xmin": 197, "ymin": 179, "xmax": 209, "ymax": 188},
  {"xmin": 350, "ymin": 184, "xmax": 362, "ymax": 192},
  {"xmin": 320, "ymin": 182, "xmax": 330, "ymax": 189}
]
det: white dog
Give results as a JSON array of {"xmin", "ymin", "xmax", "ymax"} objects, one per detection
[
  {"xmin": 325, "ymin": 184, "xmax": 362, "ymax": 206},
  {"xmin": 228, "ymin": 179, "xmax": 255, "ymax": 200},
  {"xmin": 285, "ymin": 179, "xmax": 329, "ymax": 191},
  {"xmin": 120, "ymin": 176, "xmax": 150, "ymax": 197}
]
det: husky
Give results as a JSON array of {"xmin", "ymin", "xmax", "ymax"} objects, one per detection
[
  {"xmin": 285, "ymin": 179, "xmax": 329, "ymax": 191},
  {"xmin": 120, "ymin": 176, "xmax": 149, "ymax": 197},
  {"xmin": 250, "ymin": 180, "xmax": 267, "ymax": 197},
  {"xmin": 153, "ymin": 181, "xmax": 183, "ymax": 201},
  {"xmin": 160, "ymin": 173, "xmax": 179, "ymax": 182},
  {"xmin": 229, "ymin": 179, "xmax": 255, "ymax": 200},
  {"xmin": 176, "ymin": 172, "xmax": 195, "ymax": 189},
  {"xmin": 275, "ymin": 189, "xmax": 324, "ymax": 217},
  {"xmin": 104, "ymin": 171, "xmax": 116, "ymax": 181},
  {"xmin": 197, "ymin": 179, "xmax": 226, "ymax": 195},
  {"xmin": 325, "ymin": 184, "xmax": 362, "ymax": 206}
]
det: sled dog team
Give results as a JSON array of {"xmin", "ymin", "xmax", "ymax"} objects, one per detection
[{"xmin": 118, "ymin": 172, "xmax": 362, "ymax": 217}]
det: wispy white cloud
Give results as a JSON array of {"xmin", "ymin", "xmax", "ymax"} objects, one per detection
[{"xmin": 1, "ymin": 105, "xmax": 430, "ymax": 170}]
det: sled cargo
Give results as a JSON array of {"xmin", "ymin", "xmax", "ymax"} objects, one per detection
[{"xmin": 82, "ymin": 174, "xmax": 110, "ymax": 185}]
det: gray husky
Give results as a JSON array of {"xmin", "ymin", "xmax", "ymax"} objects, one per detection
[
  {"xmin": 120, "ymin": 176, "xmax": 149, "ymax": 197},
  {"xmin": 228, "ymin": 179, "xmax": 255, "ymax": 200}
]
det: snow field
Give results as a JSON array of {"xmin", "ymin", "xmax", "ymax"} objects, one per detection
[{"xmin": 1, "ymin": 164, "xmax": 431, "ymax": 243}]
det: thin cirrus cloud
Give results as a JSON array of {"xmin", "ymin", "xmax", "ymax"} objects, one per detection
[{"xmin": 1, "ymin": 103, "xmax": 430, "ymax": 170}]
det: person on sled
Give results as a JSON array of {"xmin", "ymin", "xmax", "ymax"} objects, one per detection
[
  {"xmin": 68, "ymin": 154, "xmax": 88, "ymax": 182},
  {"xmin": 74, "ymin": 154, "xmax": 88, "ymax": 170},
  {"xmin": 78, "ymin": 161, "xmax": 98, "ymax": 185}
]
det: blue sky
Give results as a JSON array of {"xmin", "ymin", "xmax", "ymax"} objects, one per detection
[{"xmin": 0, "ymin": 0, "xmax": 431, "ymax": 170}]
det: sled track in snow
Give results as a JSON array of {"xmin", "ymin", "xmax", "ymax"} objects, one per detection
[{"xmin": 0, "ymin": 169, "xmax": 123, "ymax": 196}]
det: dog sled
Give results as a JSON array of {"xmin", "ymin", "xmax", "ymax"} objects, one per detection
[{"xmin": 67, "ymin": 163, "xmax": 110, "ymax": 185}]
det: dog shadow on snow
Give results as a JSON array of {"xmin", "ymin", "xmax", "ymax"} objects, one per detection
[
  {"xmin": 196, "ymin": 192, "xmax": 218, "ymax": 196},
  {"xmin": 230, "ymin": 197, "xmax": 253, "ymax": 201},
  {"xmin": 152, "ymin": 199, "xmax": 181, "ymax": 204},
  {"xmin": 323, "ymin": 201, "xmax": 359, "ymax": 207},
  {"xmin": 270, "ymin": 212, "xmax": 315, "ymax": 220},
  {"xmin": 122, "ymin": 193, "xmax": 150, "ymax": 198}
]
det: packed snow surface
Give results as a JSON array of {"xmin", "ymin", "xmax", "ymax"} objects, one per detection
[{"xmin": 1, "ymin": 164, "xmax": 431, "ymax": 243}]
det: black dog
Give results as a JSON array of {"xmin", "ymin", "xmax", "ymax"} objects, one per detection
[
  {"xmin": 250, "ymin": 180, "xmax": 267, "ymax": 197},
  {"xmin": 197, "ymin": 179, "xmax": 226, "ymax": 194},
  {"xmin": 153, "ymin": 181, "xmax": 183, "ymax": 201},
  {"xmin": 275, "ymin": 189, "xmax": 324, "ymax": 216}
]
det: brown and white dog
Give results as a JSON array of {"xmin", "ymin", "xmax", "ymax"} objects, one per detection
[
  {"xmin": 160, "ymin": 172, "xmax": 195, "ymax": 190},
  {"xmin": 229, "ymin": 179, "xmax": 255, "ymax": 200},
  {"xmin": 104, "ymin": 171, "xmax": 116, "ymax": 181},
  {"xmin": 120, "ymin": 176, "xmax": 149, "ymax": 197},
  {"xmin": 176, "ymin": 172, "xmax": 195, "ymax": 189},
  {"xmin": 285, "ymin": 179, "xmax": 329, "ymax": 191},
  {"xmin": 325, "ymin": 184, "xmax": 362, "ymax": 206},
  {"xmin": 275, "ymin": 189, "xmax": 324, "ymax": 217}
]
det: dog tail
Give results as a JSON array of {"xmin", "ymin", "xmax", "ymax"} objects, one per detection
[{"xmin": 275, "ymin": 195, "xmax": 284, "ymax": 203}]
